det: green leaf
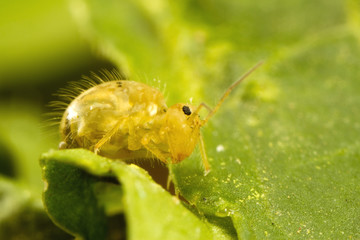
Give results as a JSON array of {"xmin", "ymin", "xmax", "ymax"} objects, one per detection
[
  {"xmin": 41, "ymin": 158, "xmax": 108, "ymax": 240},
  {"xmin": 41, "ymin": 149, "xmax": 213, "ymax": 240},
  {"xmin": 180, "ymin": 0, "xmax": 346, "ymax": 49},
  {"xmin": 0, "ymin": 177, "xmax": 71, "ymax": 239},
  {"xmin": 171, "ymin": 30, "xmax": 360, "ymax": 238},
  {"xmin": 36, "ymin": 0, "xmax": 360, "ymax": 239},
  {"xmin": 69, "ymin": 0, "xmax": 172, "ymax": 77},
  {"xmin": 347, "ymin": 0, "xmax": 360, "ymax": 41}
]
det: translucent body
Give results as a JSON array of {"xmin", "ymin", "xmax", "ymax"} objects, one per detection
[
  {"xmin": 60, "ymin": 80, "xmax": 201, "ymax": 164},
  {"xmin": 59, "ymin": 62, "xmax": 262, "ymax": 171}
]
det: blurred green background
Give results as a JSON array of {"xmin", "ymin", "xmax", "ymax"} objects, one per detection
[
  {"xmin": 0, "ymin": 0, "xmax": 113, "ymax": 190},
  {"xmin": 0, "ymin": 0, "xmax": 359, "ymax": 239},
  {"xmin": 0, "ymin": 0, "xmax": 113, "ymax": 238}
]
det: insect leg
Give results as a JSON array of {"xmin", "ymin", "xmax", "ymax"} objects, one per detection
[
  {"xmin": 166, "ymin": 174, "xmax": 172, "ymax": 190},
  {"xmin": 199, "ymin": 133, "xmax": 211, "ymax": 175},
  {"xmin": 166, "ymin": 172, "xmax": 180, "ymax": 197},
  {"xmin": 141, "ymin": 139, "xmax": 169, "ymax": 164},
  {"xmin": 94, "ymin": 116, "xmax": 127, "ymax": 154}
]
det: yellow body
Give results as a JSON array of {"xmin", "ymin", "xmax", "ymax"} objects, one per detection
[
  {"xmin": 60, "ymin": 81, "xmax": 201, "ymax": 164},
  {"xmin": 59, "ymin": 62, "xmax": 262, "ymax": 172}
]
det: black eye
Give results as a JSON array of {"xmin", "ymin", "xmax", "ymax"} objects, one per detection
[{"xmin": 182, "ymin": 105, "xmax": 191, "ymax": 115}]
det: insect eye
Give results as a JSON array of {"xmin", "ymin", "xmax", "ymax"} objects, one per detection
[{"xmin": 182, "ymin": 105, "xmax": 191, "ymax": 115}]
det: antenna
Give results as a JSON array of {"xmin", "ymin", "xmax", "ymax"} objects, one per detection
[{"xmin": 202, "ymin": 61, "xmax": 264, "ymax": 125}]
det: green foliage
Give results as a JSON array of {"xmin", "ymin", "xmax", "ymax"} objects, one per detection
[
  {"xmin": 0, "ymin": 177, "xmax": 71, "ymax": 239},
  {"xmin": 1, "ymin": 0, "xmax": 360, "ymax": 239},
  {"xmin": 41, "ymin": 150, "xmax": 213, "ymax": 240}
]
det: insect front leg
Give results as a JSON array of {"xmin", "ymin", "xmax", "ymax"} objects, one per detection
[
  {"xmin": 199, "ymin": 133, "xmax": 211, "ymax": 175},
  {"xmin": 166, "ymin": 168, "xmax": 180, "ymax": 197}
]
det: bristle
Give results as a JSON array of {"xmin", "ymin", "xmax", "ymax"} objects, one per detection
[
  {"xmin": 98, "ymin": 69, "xmax": 127, "ymax": 81},
  {"xmin": 86, "ymin": 69, "xmax": 126, "ymax": 83},
  {"xmin": 45, "ymin": 68, "xmax": 126, "ymax": 134}
]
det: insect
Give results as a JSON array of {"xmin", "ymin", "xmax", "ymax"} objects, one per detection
[{"xmin": 59, "ymin": 62, "xmax": 263, "ymax": 173}]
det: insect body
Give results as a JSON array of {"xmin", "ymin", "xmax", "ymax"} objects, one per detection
[{"xmin": 60, "ymin": 62, "xmax": 263, "ymax": 172}]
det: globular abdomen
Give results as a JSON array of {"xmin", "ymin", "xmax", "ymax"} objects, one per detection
[{"xmin": 60, "ymin": 80, "xmax": 168, "ymax": 160}]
